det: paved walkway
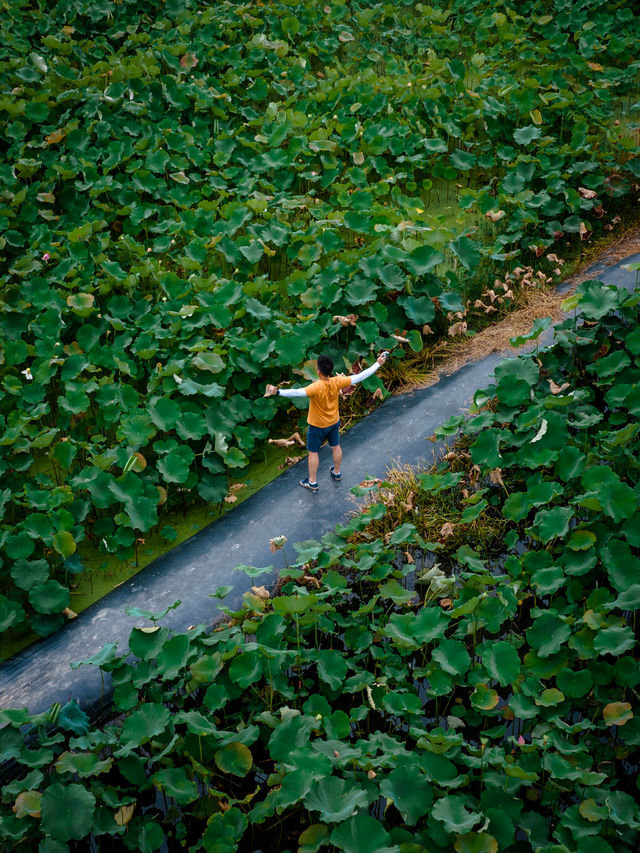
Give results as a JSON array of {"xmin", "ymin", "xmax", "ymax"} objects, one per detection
[{"xmin": 1, "ymin": 253, "xmax": 638, "ymax": 717}]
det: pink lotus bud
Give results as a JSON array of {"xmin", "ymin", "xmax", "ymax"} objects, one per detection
[
  {"xmin": 517, "ymin": 735, "xmax": 525, "ymax": 745},
  {"xmin": 42, "ymin": 252, "xmax": 50, "ymax": 261}
]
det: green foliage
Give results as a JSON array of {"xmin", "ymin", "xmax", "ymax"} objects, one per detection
[
  {"xmin": 1, "ymin": 281, "xmax": 639, "ymax": 851},
  {"xmin": 0, "ymin": 0, "xmax": 638, "ymax": 656}
]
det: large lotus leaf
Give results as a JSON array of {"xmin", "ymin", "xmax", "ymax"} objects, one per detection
[
  {"xmin": 432, "ymin": 795, "xmax": 482, "ymax": 834},
  {"xmin": 526, "ymin": 613, "xmax": 571, "ymax": 658},
  {"xmin": 229, "ymin": 650, "xmax": 262, "ymax": 688},
  {"xmin": 55, "ymin": 751, "xmax": 113, "ymax": 778},
  {"xmin": 315, "ymin": 649, "xmax": 349, "ymax": 691},
  {"xmin": 53, "ymin": 530, "xmax": 76, "ymax": 558},
  {"xmin": 529, "ymin": 506, "xmax": 573, "ymax": 542},
  {"xmin": 157, "ymin": 445, "xmax": 195, "ymax": 484},
  {"xmin": 470, "ymin": 429, "xmax": 504, "ymax": 468},
  {"xmin": 11, "ymin": 558, "xmax": 49, "ymax": 591},
  {"xmin": 157, "ymin": 633, "xmax": 191, "ymax": 680},
  {"xmin": 177, "ymin": 378, "xmax": 225, "ymax": 398},
  {"xmin": 454, "ymin": 832, "xmax": 499, "ymax": 853},
  {"xmin": 397, "ymin": 295, "xmax": 435, "ymax": 324},
  {"xmin": 345, "ymin": 276, "xmax": 377, "ymax": 306},
  {"xmin": 433, "ymin": 639, "xmax": 471, "ymax": 676},
  {"xmin": 41, "ymin": 782, "xmax": 96, "ymax": 841},
  {"xmin": 449, "ymin": 236, "xmax": 481, "ymax": 270},
  {"xmin": 118, "ymin": 703, "xmax": 171, "ymax": 752},
  {"xmin": 600, "ymin": 537, "xmax": 640, "ymax": 594},
  {"xmin": 588, "ymin": 349, "xmax": 631, "ymax": 381},
  {"xmin": 192, "ymin": 352, "xmax": 225, "ymax": 373},
  {"xmin": 148, "ymin": 397, "xmax": 182, "ymax": 431},
  {"xmin": 513, "ymin": 125, "xmax": 542, "ymax": 145},
  {"xmin": 0, "ymin": 595, "xmax": 26, "ymax": 632},
  {"xmin": 555, "ymin": 667, "xmax": 593, "ymax": 698},
  {"xmin": 573, "ymin": 281, "xmax": 621, "ymax": 320},
  {"xmin": 502, "ymin": 480, "xmax": 562, "ymax": 521},
  {"xmin": 592, "ymin": 625, "xmax": 635, "ymax": 657},
  {"xmin": 382, "ymin": 690, "xmax": 423, "ymax": 715},
  {"xmin": 403, "ymin": 245, "xmax": 445, "ymax": 277},
  {"xmin": 201, "ymin": 807, "xmax": 248, "ymax": 853},
  {"xmin": 330, "ymin": 815, "xmax": 396, "ymax": 853},
  {"xmin": 379, "ymin": 765, "xmax": 433, "ymax": 825},
  {"xmin": 481, "ymin": 641, "xmax": 521, "ymax": 686},
  {"xmin": 66, "ymin": 292, "xmax": 95, "ymax": 317},
  {"xmin": 304, "ymin": 776, "xmax": 370, "ymax": 823},
  {"xmin": 28, "ymin": 580, "xmax": 70, "ymax": 614},
  {"xmin": 215, "ymin": 742, "xmax": 253, "ymax": 777},
  {"xmin": 153, "ymin": 767, "xmax": 199, "ymax": 804}
]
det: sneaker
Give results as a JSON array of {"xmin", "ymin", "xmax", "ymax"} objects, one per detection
[
  {"xmin": 300, "ymin": 477, "xmax": 318, "ymax": 491},
  {"xmin": 330, "ymin": 466, "xmax": 342, "ymax": 482}
]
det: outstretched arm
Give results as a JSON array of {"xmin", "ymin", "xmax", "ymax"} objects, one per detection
[
  {"xmin": 263, "ymin": 384, "xmax": 307, "ymax": 398},
  {"xmin": 349, "ymin": 351, "xmax": 389, "ymax": 386}
]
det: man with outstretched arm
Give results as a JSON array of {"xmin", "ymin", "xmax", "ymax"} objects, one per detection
[{"xmin": 264, "ymin": 351, "xmax": 388, "ymax": 491}]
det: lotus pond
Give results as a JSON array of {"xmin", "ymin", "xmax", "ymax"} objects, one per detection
[
  {"xmin": 1, "ymin": 0, "xmax": 640, "ymax": 649},
  {"xmin": 1, "ymin": 277, "xmax": 639, "ymax": 850}
]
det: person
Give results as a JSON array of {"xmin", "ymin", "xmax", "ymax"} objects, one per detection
[{"xmin": 264, "ymin": 351, "xmax": 389, "ymax": 491}]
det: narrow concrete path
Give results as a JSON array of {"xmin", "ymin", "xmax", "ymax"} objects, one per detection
[{"xmin": 1, "ymin": 253, "xmax": 638, "ymax": 717}]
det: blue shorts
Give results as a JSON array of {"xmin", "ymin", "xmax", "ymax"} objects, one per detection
[{"xmin": 307, "ymin": 420, "xmax": 340, "ymax": 453}]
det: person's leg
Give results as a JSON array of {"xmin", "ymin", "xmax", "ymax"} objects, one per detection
[
  {"xmin": 307, "ymin": 451, "xmax": 319, "ymax": 483},
  {"xmin": 331, "ymin": 443, "xmax": 342, "ymax": 475}
]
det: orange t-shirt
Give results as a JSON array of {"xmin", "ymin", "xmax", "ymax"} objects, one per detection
[{"xmin": 305, "ymin": 375, "xmax": 352, "ymax": 427}]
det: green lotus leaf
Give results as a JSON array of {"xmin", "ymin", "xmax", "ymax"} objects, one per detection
[
  {"xmin": 529, "ymin": 506, "xmax": 573, "ymax": 541},
  {"xmin": 601, "ymin": 538, "xmax": 640, "ymax": 593},
  {"xmin": 535, "ymin": 687, "xmax": 565, "ymax": 707},
  {"xmin": 526, "ymin": 613, "xmax": 571, "ymax": 658},
  {"xmin": 605, "ymin": 584, "xmax": 640, "ymax": 611},
  {"xmin": 454, "ymin": 832, "xmax": 499, "ymax": 853},
  {"xmin": 157, "ymin": 445, "xmax": 195, "ymax": 484},
  {"xmin": 299, "ymin": 824, "xmax": 330, "ymax": 853},
  {"xmin": 556, "ymin": 667, "xmax": 593, "ymax": 699},
  {"xmin": 403, "ymin": 245, "xmax": 445, "ymax": 276},
  {"xmin": 382, "ymin": 690, "xmax": 424, "ymax": 715},
  {"xmin": 573, "ymin": 281, "xmax": 620, "ymax": 320},
  {"xmin": 470, "ymin": 683, "xmax": 500, "ymax": 711},
  {"xmin": 66, "ymin": 292, "xmax": 95, "ymax": 317},
  {"xmin": 315, "ymin": 649, "xmax": 349, "ymax": 691},
  {"xmin": 432, "ymin": 795, "xmax": 482, "ymax": 834},
  {"xmin": 481, "ymin": 641, "xmax": 521, "ymax": 686},
  {"xmin": 470, "ymin": 429, "xmax": 503, "ymax": 468},
  {"xmin": 11, "ymin": 558, "xmax": 49, "ymax": 591},
  {"xmin": 52, "ymin": 530, "xmax": 76, "ymax": 558},
  {"xmin": 28, "ymin": 580, "xmax": 70, "ymax": 614},
  {"xmin": 192, "ymin": 352, "xmax": 225, "ymax": 373},
  {"xmin": 55, "ymin": 751, "xmax": 113, "ymax": 778},
  {"xmin": 450, "ymin": 150, "xmax": 476, "ymax": 170},
  {"xmin": 41, "ymin": 782, "xmax": 96, "ymax": 842},
  {"xmin": 0, "ymin": 595, "xmax": 26, "ymax": 632},
  {"xmin": 148, "ymin": 397, "xmax": 182, "ymax": 431},
  {"xmin": 513, "ymin": 125, "xmax": 542, "ymax": 145},
  {"xmin": 215, "ymin": 742, "xmax": 253, "ymax": 777},
  {"xmin": 398, "ymin": 295, "xmax": 435, "ymax": 324},
  {"xmin": 567, "ymin": 529, "xmax": 597, "ymax": 551},
  {"xmin": 153, "ymin": 767, "xmax": 199, "ymax": 804},
  {"xmin": 345, "ymin": 276, "xmax": 377, "ymax": 306},
  {"xmin": 593, "ymin": 625, "xmax": 635, "ymax": 657},
  {"xmin": 229, "ymin": 651, "xmax": 262, "ymax": 688},
  {"xmin": 449, "ymin": 236, "xmax": 481, "ymax": 270},
  {"xmin": 588, "ymin": 349, "xmax": 631, "ymax": 380},
  {"xmin": 380, "ymin": 766, "xmax": 433, "ymax": 825},
  {"xmin": 304, "ymin": 776, "xmax": 369, "ymax": 823},
  {"xmin": 118, "ymin": 703, "xmax": 171, "ymax": 752},
  {"xmin": 433, "ymin": 639, "xmax": 471, "ymax": 676}
]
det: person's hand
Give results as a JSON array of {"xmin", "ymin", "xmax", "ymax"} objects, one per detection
[
  {"xmin": 264, "ymin": 384, "xmax": 277, "ymax": 397},
  {"xmin": 377, "ymin": 351, "xmax": 389, "ymax": 365}
]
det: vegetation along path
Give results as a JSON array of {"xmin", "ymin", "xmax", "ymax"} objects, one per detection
[{"xmin": 1, "ymin": 249, "xmax": 638, "ymax": 718}]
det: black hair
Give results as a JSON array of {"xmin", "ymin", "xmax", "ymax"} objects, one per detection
[{"xmin": 317, "ymin": 355, "xmax": 334, "ymax": 377}]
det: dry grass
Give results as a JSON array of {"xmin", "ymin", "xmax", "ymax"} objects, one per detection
[{"xmin": 392, "ymin": 224, "xmax": 640, "ymax": 394}]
